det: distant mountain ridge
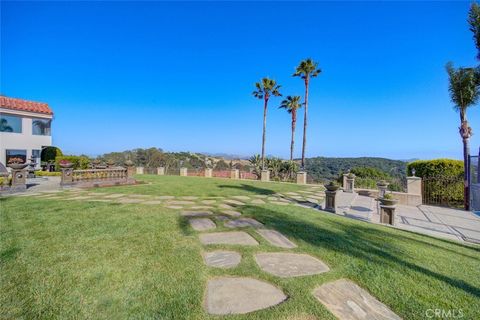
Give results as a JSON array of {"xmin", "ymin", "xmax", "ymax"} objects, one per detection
[{"xmin": 305, "ymin": 156, "xmax": 407, "ymax": 181}]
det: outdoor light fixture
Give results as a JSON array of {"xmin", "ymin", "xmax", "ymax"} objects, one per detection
[{"xmin": 412, "ymin": 168, "xmax": 416, "ymax": 177}]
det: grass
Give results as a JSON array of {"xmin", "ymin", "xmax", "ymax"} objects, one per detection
[
  {"xmin": 1, "ymin": 175, "xmax": 479, "ymax": 319},
  {"xmin": 87, "ymin": 174, "xmax": 315, "ymax": 197}
]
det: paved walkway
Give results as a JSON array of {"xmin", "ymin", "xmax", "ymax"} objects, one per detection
[{"xmin": 332, "ymin": 191, "xmax": 480, "ymax": 244}]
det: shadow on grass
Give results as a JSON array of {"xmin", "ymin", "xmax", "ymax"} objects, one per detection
[
  {"xmin": 241, "ymin": 205, "xmax": 480, "ymax": 298},
  {"xmin": 218, "ymin": 184, "xmax": 277, "ymax": 195}
]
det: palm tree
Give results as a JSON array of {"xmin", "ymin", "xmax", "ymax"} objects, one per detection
[
  {"xmin": 446, "ymin": 62, "xmax": 479, "ymax": 210},
  {"xmin": 279, "ymin": 96, "xmax": 302, "ymax": 161},
  {"xmin": 293, "ymin": 58, "xmax": 321, "ymax": 169},
  {"xmin": 469, "ymin": 2, "xmax": 480, "ymax": 60},
  {"xmin": 252, "ymin": 77, "xmax": 281, "ymax": 170}
]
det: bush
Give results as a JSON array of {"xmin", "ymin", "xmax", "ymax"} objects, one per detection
[
  {"xmin": 407, "ymin": 159, "xmax": 463, "ymax": 178},
  {"xmin": 41, "ymin": 146, "xmax": 63, "ymax": 162},
  {"xmin": 35, "ymin": 171, "xmax": 62, "ymax": 176},
  {"xmin": 55, "ymin": 156, "xmax": 90, "ymax": 170}
]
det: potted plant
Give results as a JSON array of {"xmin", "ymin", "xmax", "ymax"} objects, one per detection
[
  {"xmin": 59, "ymin": 159, "xmax": 74, "ymax": 168},
  {"xmin": 7, "ymin": 157, "xmax": 28, "ymax": 170},
  {"xmin": 324, "ymin": 181, "xmax": 340, "ymax": 192},
  {"xmin": 124, "ymin": 160, "xmax": 134, "ymax": 167},
  {"xmin": 379, "ymin": 193, "xmax": 398, "ymax": 206},
  {"xmin": 377, "ymin": 180, "xmax": 389, "ymax": 187},
  {"xmin": 346, "ymin": 172, "xmax": 356, "ymax": 179}
]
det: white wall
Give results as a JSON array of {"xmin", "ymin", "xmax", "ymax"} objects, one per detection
[{"xmin": 0, "ymin": 109, "xmax": 52, "ymax": 168}]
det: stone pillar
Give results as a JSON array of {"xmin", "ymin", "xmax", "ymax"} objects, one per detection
[
  {"xmin": 324, "ymin": 190, "xmax": 337, "ymax": 213},
  {"xmin": 157, "ymin": 167, "xmax": 165, "ymax": 175},
  {"xmin": 261, "ymin": 170, "xmax": 270, "ymax": 182},
  {"xmin": 344, "ymin": 174, "xmax": 355, "ymax": 193},
  {"xmin": 343, "ymin": 174, "xmax": 348, "ymax": 189},
  {"xmin": 180, "ymin": 167, "xmax": 188, "ymax": 176},
  {"xmin": 205, "ymin": 168, "xmax": 213, "ymax": 178},
  {"xmin": 296, "ymin": 171, "xmax": 307, "ymax": 184},
  {"xmin": 230, "ymin": 169, "xmax": 239, "ymax": 179},
  {"xmin": 136, "ymin": 167, "xmax": 144, "ymax": 175},
  {"xmin": 126, "ymin": 166, "xmax": 135, "ymax": 179},
  {"xmin": 407, "ymin": 176, "xmax": 422, "ymax": 195},
  {"xmin": 60, "ymin": 168, "xmax": 73, "ymax": 186},
  {"xmin": 380, "ymin": 205, "xmax": 396, "ymax": 225}
]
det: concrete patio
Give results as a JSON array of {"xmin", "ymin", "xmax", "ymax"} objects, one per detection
[{"xmin": 331, "ymin": 190, "xmax": 480, "ymax": 244}]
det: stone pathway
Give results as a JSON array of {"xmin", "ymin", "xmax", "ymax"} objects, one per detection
[
  {"xmin": 313, "ymin": 279, "xmax": 401, "ymax": 320},
  {"xmin": 224, "ymin": 218, "xmax": 263, "ymax": 228},
  {"xmin": 199, "ymin": 231, "xmax": 259, "ymax": 246},
  {"xmin": 189, "ymin": 218, "xmax": 216, "ymax": 231},
  {"xmin": 255, "ymin": 253, "xmax": 330, "ymax": 278},
  {"xmin": 204, "ymin": 277, "xmax": 287, "ymax": 315},
  {"xmin": 256, "ymin": 229, "xmax": 297, "ymax": 248},
  {"xmin": 203, "ymin": 251, "xmax": 241, "ymax": 268}
]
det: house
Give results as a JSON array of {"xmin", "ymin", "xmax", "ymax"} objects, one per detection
[{"xmin": 0, "ymin": 96, "xmax": 53, "ymax": 168}]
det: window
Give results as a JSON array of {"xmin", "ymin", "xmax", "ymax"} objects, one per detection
[
  {"xmin": 6, "ymin": 149, "xmax": 27, "ymax": 164},
  {"xmin": 32, "ymin": 118, "xmax": 51, "ymax": 136},
  {"xmin": 0, "ymin": 114, "xmax": 22, "ymax": 133}
]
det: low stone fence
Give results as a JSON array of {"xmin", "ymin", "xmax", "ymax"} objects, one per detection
[{"xmin": 61, "ymin": 166, "xmax": 136, "ymax": 188}]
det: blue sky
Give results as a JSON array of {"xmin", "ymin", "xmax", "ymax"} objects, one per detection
[{"xmin": 1, "ymin": 1, "xmax": 479, "ymax": 160}]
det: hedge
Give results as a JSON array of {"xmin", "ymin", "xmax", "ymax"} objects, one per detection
[
  {"xmin": 55, "ymin": 156, "xmax": 90, "ymax": 170},
  {"xmin": 407, "ymin": 159, "xmax": 463, "ymax": 178},
  {"xmin": 41, "ymin": 146, "xmax": 63, "ymax": 162}
]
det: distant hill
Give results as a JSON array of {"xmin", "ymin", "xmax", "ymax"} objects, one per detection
[{"xmin": 305, "ymin": 157, "xmax": 407, "ymax": 181}]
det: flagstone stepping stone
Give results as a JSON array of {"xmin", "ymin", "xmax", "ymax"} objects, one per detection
[
  {"xmin": 215, "ymin": 216, "xmax": 230, "ymax": 221},
  {"xmin": 221, "ymin": 210, "xmax": 242, "ymax": 217},
  {"xmin": 191, "ymin": 206, "xmax": 213, "ymax": 210},
  {"xmin": 224, "ymin": 199, "xmax": 245, "ymax": 205},
  {"xmin": 218, "ymin": 204, "xmax": 234, "ymax": 209},
  {"xmin": 143, "ymin": 200, "xmax": 162, "ymax": 205},
  {"xmin": 203, "ymin": 251, "xmax": 241, "ymax": 268},
  {"xmin": 268, "ymin": 197, "xmax": 279, "ymax": 201},
  {"xmin": 117, "ymin": 198, "xmax": 144, "ymax": 203},
  {"xmin": 88, "ymin": 199, "xmax": 112, "ymax": 202},
  {"xmin": 312, "ymin": 279, "xmax": 401, "ymax": 320},
  {"xmin": 270, "ymin": 201, "xmax": 289, "ymax": 206},
  {"xmin": 254, "ymin": 195, "xmax": 268, "ymax": 198},
  {"xmin": 129, "ymin": 194, "xmax": 152, "ymax": 198},
  {"xmin": 181, "ymin": 196, "xmax": 199, "ymax": 200},
  {"xmin": 306, "ymin": 198, "xmax": 319, "ymax": 203},
  {"xmin": 291, "ymin": 195, "xmax": 304, "ymax": 200},
  {"xmin": 201, "ymin": 200, "xmax": 216, "ymax": 205},
  {"xmin": 204, "ymin": 277, "xmax": 286, "ymax": 315},
  {"xmin": 68, "ymin": 196, "xmax": 91, "ymax": 200},
  {"xmin": 104, "ymin": 194, "xmax": 125, "ymax": 198},
  {"xmin": 285, "ymin": 192, "xmax": 300, "ymax": 195},
  {"xmin": 199, "ymin": 231, "xmax": 259, "ymax": 246},
  {"xmin": 168, "ymin": 200, "xmax": 195, "ymax": 205},
  {"xmin": 189, "ymin": 218, "xmax": 216, "ymax": 231},
  {"xmin": 165, "ymin": 205, "xmax": 183, "ymax": 209},
  {"xmin": 251, "ymin": 199, "xmax": 266, "ymax": 204},
  {"xmin": 157, "ymin": 196, "xmax": 175, "ymax": 200},
  {"xmin": 232, "ymin": 196, "xmax": 251, "ymax": 201},
  {"xmin": 225, "ymin": 218, "xmax": 263, "ymax": 228},
  {"xmin": 256, "ymin": 229, "xmax": 297, "ymax": 249},
  {"xmin": 255, "ymin": 253, "xmax": 329, "ymax": 278},
  {"xmin": 181, "ymin": 211, "xmax": 213, "ymax": 217}
]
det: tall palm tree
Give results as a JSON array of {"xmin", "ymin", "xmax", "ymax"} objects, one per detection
[
  {"xmin": 252, "ymin": 77, "xmax": 281, "ymax": 170},
  {"xmin": 446, "ymin": 62, "xmax": 479, "ymax": 210},
  {"xmin": 469, "ymin": 2, "xmax": 480, "ymax": 60},
  {"xmin": 293, "ymin": 58, "xmax": 321, "ymax": 169},
  {"xmin": 279, "ymin": 96, "xmax": 302, "ymax": 161}
]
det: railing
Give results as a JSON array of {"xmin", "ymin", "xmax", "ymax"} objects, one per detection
[
  {"xmin": 212, "ymin": 170, "xmax": 230, "ymax": 178},
  {"xmin": 187, "ymin": 168, "xmax": 205, "ymax": 177},
  {"xmin": 72, "ymin": 168, "xmax": 128, "ymax": 183},
  {"xmin": 422, "ymin": 176, "xmax": 463, "ymax": 208},
  {"xmin": 165, "ymin": 167, "xmax": 180, "ymax": 176},
  {"xmin": 470, "ymin": 155, "xmax": 479, "ymax": 211},
  {"xmin": 239, "ymin": 171, "xmax": 257, "ymax": 180}
]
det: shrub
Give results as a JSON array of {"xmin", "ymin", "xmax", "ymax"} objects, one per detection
[
  {"xmin": 407, "ymin": 159, "xmax": 463, "ymax": 178},
  {"xmin": 41, "ymin": 146, "xmax": 63, "ymax": 163},
  {"xmin": 55, "ymin": 156, "xmax": 90, "ymax": 170},
  {"xmin": 35, "ymin": 171, "xmax": 62, "ymax": 176}
]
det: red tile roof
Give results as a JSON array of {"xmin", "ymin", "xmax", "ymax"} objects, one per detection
[{"xmin": 0, "ymin": 96, "xmax": 53, "ymax": 115}]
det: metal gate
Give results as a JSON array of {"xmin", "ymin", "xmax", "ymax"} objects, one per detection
[
  {"xmin": 470, "ymin": 154, "xmax": 479, "ymax": 212},
  {"xmin": 422, "ymin": 176, "xmax": 464, "ymax": 208}
]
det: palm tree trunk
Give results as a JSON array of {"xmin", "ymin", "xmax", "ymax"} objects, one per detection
[
  {"xmin": 463, "ymin": 137, "xmax": 470, "ymax": 211},
  {"xmin": 290, "ymin": 111, "xmax": 296, "ymax": 161},
  {"xmin": 261, "ymin": 97, "xmax": 268, "ymax": 170},
  {"xmin": 301, "ymin": 78, "xmax": 309, "ymax": 169}
]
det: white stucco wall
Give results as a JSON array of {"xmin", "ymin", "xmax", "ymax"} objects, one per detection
[{"xmin": 0, "ymin": 108, "xmax": 53, "ymax": 168}]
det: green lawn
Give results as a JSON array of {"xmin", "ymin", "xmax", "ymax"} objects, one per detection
[{"xmin": 1, "ymin": 175, "xmax": 479, "ymax": 319}]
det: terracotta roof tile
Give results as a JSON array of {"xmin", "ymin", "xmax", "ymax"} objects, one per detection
[{"xmin": 0, "ymin": 96, "xmax": 53, "ymax": 115}]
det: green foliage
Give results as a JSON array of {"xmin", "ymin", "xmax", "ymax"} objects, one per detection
[
  {"xmin": 306, "ymin": 157, "xmax": 407, "ymax": 183},
  {"xmin": 407, "ymin": 159, "xmax": 464, "ymax": 178},
  {"xmin": 293, "ymin": 58, "xmax": 321, "ymax": 79},
  {"xmin": 214, "ymin": 160, "xmax": 229, "ymax": 170},
  {"xmin": 252, "ymin": 78, "xmax": 281, "ymax": 100},
  {"xmin": 446, "ymin": 62, "xmax": 479, "ymax": 115},
  {"xmin": 35, "ymin": 171, "xmax": 62, "ymax": 177},
  {"xmin": 469, "ymin": 2, "xmax": 480, "ymax": 60},
  {"xmin": 41, "ymin": 146, "xmax": 63, "ymax": 163},
  {"xmin": 348, "ymin": 166, "xmax": 404, "ymax": 192},
  {"xmin": 55, "ymin": 156, "xmax": 90, "ymax": 170}
]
